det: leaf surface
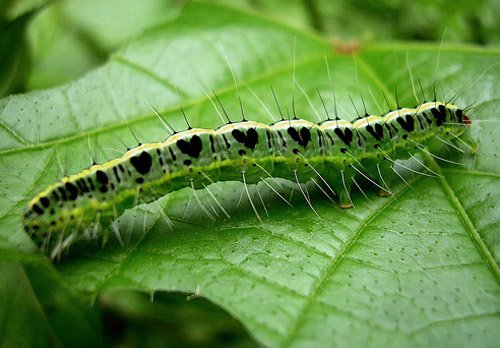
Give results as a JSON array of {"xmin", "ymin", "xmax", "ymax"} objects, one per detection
[{"xmin": 0, "ymin": 3, "xmax": 499, "ymax": 346}]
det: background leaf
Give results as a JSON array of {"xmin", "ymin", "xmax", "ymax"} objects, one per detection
[
  {"xmin": 0, "ymin": 11, "xmax": 33, "ymax": 96},
  {"xmin": 209, "ymin": 0, "xmax": 500, "ymax": 44},
  {"xmin": 99, "ymin": 290, "xmax": 255, "ymax": 347},
  {"xmin": 0, "ymin": 2, "xmax": 499, "ymax": 346},
  {"xmin": 21, "ymin": 0, "xmax": 500, "ymax": 92},
  {"xmin": 0, "ymin": 257, "xmax": 102, "ymax": 347},
  {"xmin": 25, "ymin": 0, "xmax": 184, "ymax": 90}
]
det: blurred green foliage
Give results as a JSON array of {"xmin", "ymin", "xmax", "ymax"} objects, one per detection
[
  {"xmin": 1, "ymin": 0, "xmax": 498, "ymax": 95},
  {"xmin": 100, "ymin": 291, "xmax": 256, "ymax": 347}
]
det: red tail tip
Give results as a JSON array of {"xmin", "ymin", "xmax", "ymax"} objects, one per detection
[{"xmin": 463, "ymin": 115, "xmax": 471, "ymax": 125}]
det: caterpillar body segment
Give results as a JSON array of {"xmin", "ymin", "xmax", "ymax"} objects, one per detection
[
  {"xmin": 23, "ymin": 102, "xmax": 470, "ymax": 258},
  {"xmin": 216, "ymin": 121, "xmax": 274, "ymax": 182}
]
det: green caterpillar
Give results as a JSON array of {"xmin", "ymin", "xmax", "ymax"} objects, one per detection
[{"xmin": 23, "ymin": 101, "xmax": 470, "ymax": 259}]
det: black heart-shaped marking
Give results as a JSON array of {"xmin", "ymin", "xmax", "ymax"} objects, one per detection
[
  {"xmin": 232, "ymin": 128, "xmax": 259, "ymax": 150},
  {"xmin": 287, "ymin": 127, "xmax": 311, "ymax": 147},
  {"xmin": 366, "ymin": 123, "xmax": 384, "ymax": 141},
  {"xmin": 431, "ymin": 105, "xmax": 447, "ymax": 126},
  {"xmin": 396, "ymin": 114, "xmax": 415, "ymax": 132},
  {"xmin": 130, "ymin": 151, "xmax": 153, "ymax": 175},
  {"xmin": 176, "ymin": 135, "xmax": 203, "ymax": 158},
  {"xmin": 334, "ymin": 127, "xmax": 353, "ymax": 146}
]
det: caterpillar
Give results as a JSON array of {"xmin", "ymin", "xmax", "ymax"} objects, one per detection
[{"xmin": 22, "ymin": 100, "xmax": 471, "ymax": 259}]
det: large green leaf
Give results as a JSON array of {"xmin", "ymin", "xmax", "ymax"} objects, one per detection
[{"xmin": 0, "ymin": 3, "xmax": 499, "ymax": 346}]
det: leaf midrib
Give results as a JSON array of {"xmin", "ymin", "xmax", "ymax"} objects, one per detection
[
  {"xmin": 425, "ymin": 153, "xmax": 500, "ymax": 283},
  {"xmin": 279, "ymin": 178, "xmax": 414, "ymax": 347}
]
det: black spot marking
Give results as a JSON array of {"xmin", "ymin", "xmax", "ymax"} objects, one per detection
[
  {"xmin": 416, "ymin": 115, "xmax": 424, "ymax": 130},
  {"xmin": 209, "ymin": 135, "xmax": 216, "ymax": 153},
  {"xmin": 375, "ymin": 124, "xmax": 384, "ymax": 139},
  {"xmin": 96, "ymin": 170, "xmax": 108, "ymax": 185},
  {"xmin": 356, "ymin": 132, "xmax": 364, "ymax": 147},
  {"xmin": 65, "ymin": 182, "xmax": 78, "ymax": 200},
  {"xmin": 168, "ymin": 148, "xmax": 177, "ymax": 161},
  {"xmin": 326, "ymin": 132, "xmax": 334, "ymax": 145},
  {"xmin": 184, "ymin": 159, "xmax": 192, "ymax": 166},
  {"xmin": 222, "ymin": 134, "xmax": 231, "ymax": 149},
  {"xmin": 277, "ymin": 131, "xmax": 286, "ymax": 147},
  {"xmin": 76, "ymin": 178, "xmax": 90, "ymax": 193},
  {"xmin": 422, "ymin": 112, "xmax": 433, "ymax": 125},
  {"xmin": 58, "ymin": 187, "xmax": 68, "ymax": 201},
  {"xmin": 177, "ymin": 135, "xmax": 202, "ymax": 158},
  {"xmin": 52, "ymin": 190, "xmax": 60, "ymax": 202},
  {"xmin": 334, "ymin": 127, "xmax": 353, "ymax": 146},
  {"xmin": 439, "ymin": 104, "xmax": 448, "ymax": 119},
  {"xmin": 156, "ymin": 149, "xmax": 164, "ymax": 166},
  {"xmin": 317, "ymin": 129, "xmax": 323, "ymax": 149},
  {"xmin": 365, "ymin": 125, "xmax": 379, "ymax": 140},
  {"xmin": 136, "ymin": 177, "xmax": 144, "ymax": 184},
  {"xmin": 456, "ymin": 109, "xmax": 463, "ymax": 123},
  {"xmin": 287, "ymin": 127, "xmax": 311, "ymax": 147},
  {"xmin": 131, "ymin": 151, "xmax": 153, "ymax": 175},
  {"xmin": 431, "ymin": 106, "xmax": 446, "ymax": 126},
  {"xmin": 385, "ymin": 124, "xmax": 394, "ymax": 138},
  {"xmin": 99, "ymin": 186, "xmax": 108, "ymax": 193},
  {"xmin": 292, "ymin": 148, "xmax": 299, "ymax": 154},
  {"xmin": 113, "ymin": 166, "xmax": 121, "ymax": 183},
  {"xmin": 402, "ymin": 134, "xmax": 408, "ymax": 140},
  {"xmin": 87, "ymin": 177, "xmax": 95, "ymax": 191},
  {"xmin": 232, "ymin": 128, "xmax": 259, "ymax": 150},
  {"xmin": 266, "ymin": 130, "xmax": 272, "ymax": 148},
  {"xmin": 32, "ymin": 204, "xmax": 43, "ymax": 215},
  {"xmin": 397, "ymin": 114, "xmax": 415, "ymax": 132},
  {"xmin": 238, "ymin": 149, "xmax": 246, "ymax": 156},
  {"xmin": 40, "ymin": 196, "xmax": 50, "ymax": 208}
]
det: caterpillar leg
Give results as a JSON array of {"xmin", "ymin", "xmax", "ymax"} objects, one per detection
[
  {"xmin": 358, "ymin": 158, "xmax": 393, "ymax": 197},
  {"xmin": 323, "ymin": 165, "xmax": 355, "ymax": 209},
  {"xmin": 338, "ymin": 192, "xmax": 354, "ymax": 209},
  {"xmin": 375, "ymin": 162, "xmax": 393, "ymax": 197},
  {"xmin": 338, "ymin": 168, "xmax": 354, "ymax": 209}
]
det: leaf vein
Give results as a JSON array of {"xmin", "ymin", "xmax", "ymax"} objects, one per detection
[
  {"xmin": 279, "ymin": 182, "xmax": 413, "ymax": 346},
  {"xmin": 425, "ymin": 153, "xmax": 500, "ymax": 283}
]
